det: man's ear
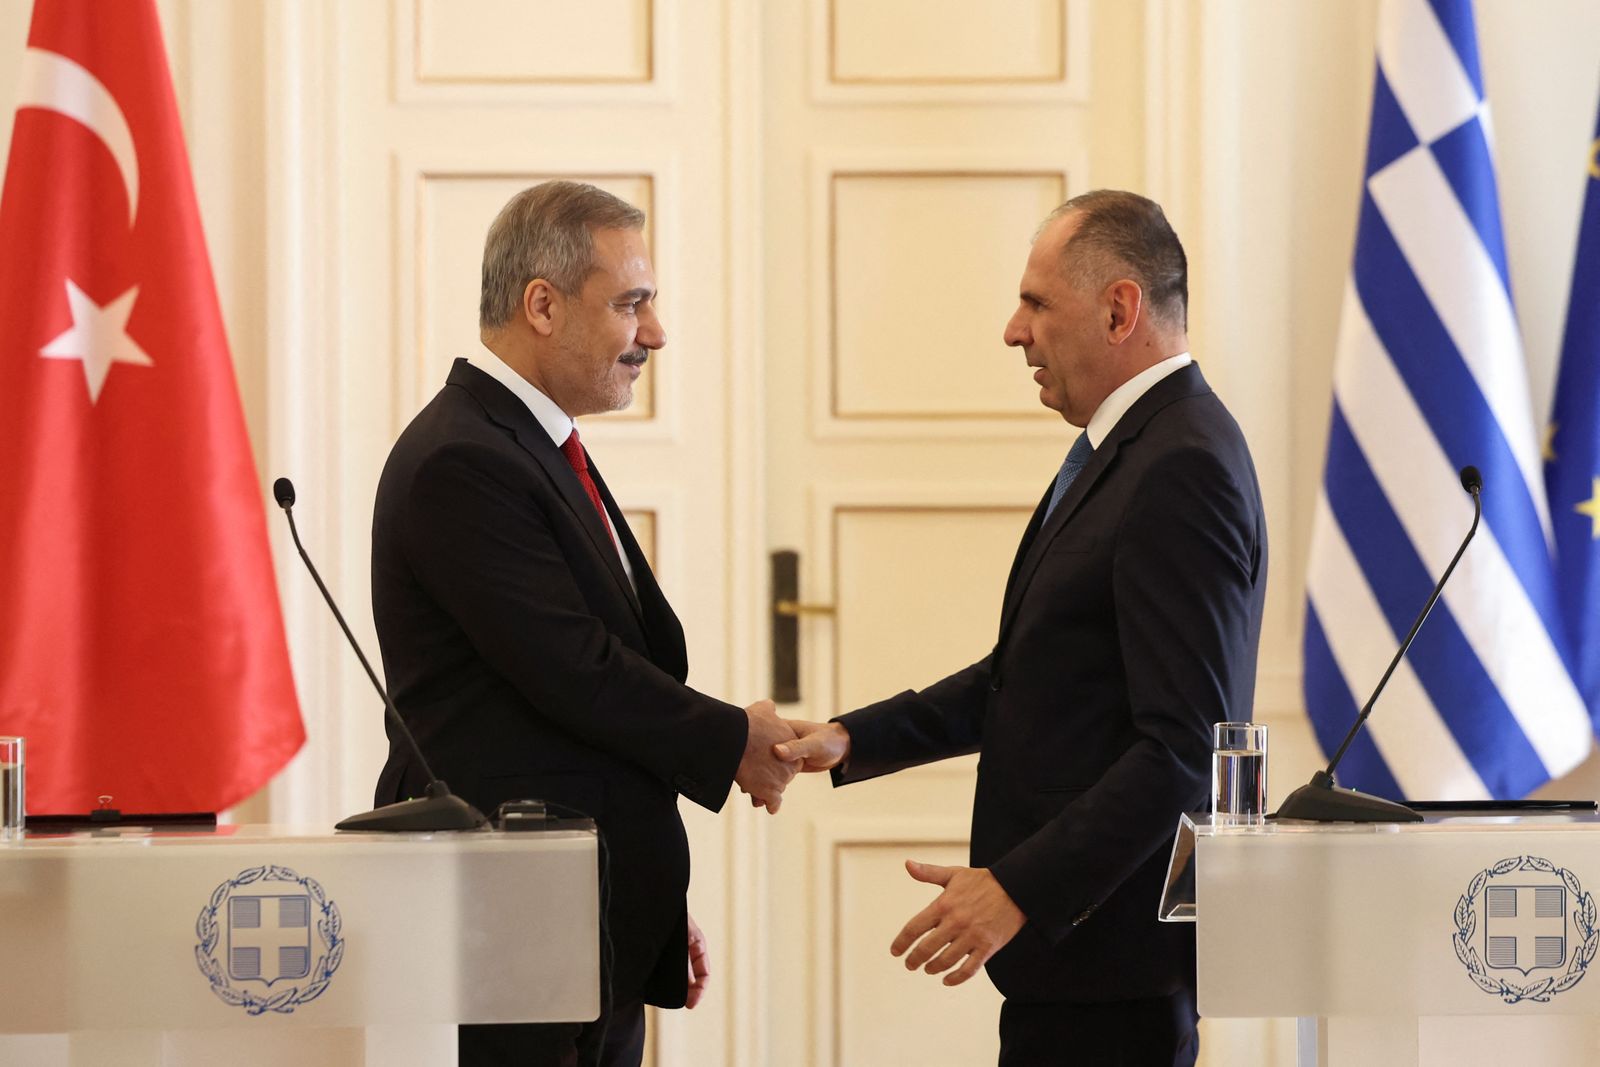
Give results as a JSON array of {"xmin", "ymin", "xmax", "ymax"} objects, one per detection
[
  {"xmin": 523, "ymin": 278, "xmax": 558, "ymax": 337},
  {"xmin": 1105, "ymin": 280, "xmax": 1142, "ymax": 345}
]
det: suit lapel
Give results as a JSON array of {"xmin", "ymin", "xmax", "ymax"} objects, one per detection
[
  {"xmin": 996, "ymin": 440, "xmax": 1119, "ymax": 643},
  {"xmin": 994, "ymin": 362, "xmax": 1213, "ymax": 645},
  {"xmin": 589, "ymin": 463, "xmax": 689, "ymax": 676},
  {"xmin": 999, "ymin": 481, "xmax": 1055, "ymax": 612},
  {"xmin": 448, "ymin": 360, "xmax": 646, "ymax": 625}
]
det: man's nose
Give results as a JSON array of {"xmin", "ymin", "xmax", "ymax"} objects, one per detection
[
  {"xmin": 638, "ymin": 305, "xmax": 666, "ymax": 349},
  {"xmin": 1003, "ymin": 313, "xmax": 1028, "ymax": 348}
]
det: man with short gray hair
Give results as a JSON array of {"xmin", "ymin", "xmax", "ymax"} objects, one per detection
[
  {"xmin": 371, "ymin": 180, "xmax": 797, "ymax": 1065},
  {"xmin": 781, "ymin": 190, "xmax": 1267, "ymax": 1064}
]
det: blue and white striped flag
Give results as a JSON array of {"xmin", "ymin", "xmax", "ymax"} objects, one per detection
[
  {"xmin": 1546, "ymin": 90, "xmax": 1600, "ymax": 724},
  {"xmin": 1304, "ymin": 0, "xmax": 1592, "ymax": 800}
]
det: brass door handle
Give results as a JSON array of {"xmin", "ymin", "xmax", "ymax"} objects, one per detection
[
  {"xmin": 771, "ymin": 550, "xmax": 832, "ymax": 703},
  {"xmin": 774, "ymin": 599, "xmax": 836, "ymax": 617}
]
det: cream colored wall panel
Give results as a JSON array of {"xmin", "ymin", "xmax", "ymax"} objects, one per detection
[
  {"xmin": 393, "ymin": 0, "xmax": 675, "ymax": 106},
  {"xmin": 414, "ymin": 0, "xmax": 652, "ymax": 83},
  {"xmin": 831, "ymin": 172, "xmax": 1065, "ymax": 421},
  {"xmin": 415, "ymin": 171, "xmax": 656, "ymax": 420},
  {"xmin": 831, "ymin": 0, "xmax": 1062, "ymax": 84},
  {"xmin": 810, "ymin": 0, "xmax": 1088, "ymax": 104},
  {"xmin": 834, "ymin": 507, "xmax": 1030, "ymax": 709},
  {"xmin": 834, "ymin": 840, "xmax": 1003, "ymax": 1065}
]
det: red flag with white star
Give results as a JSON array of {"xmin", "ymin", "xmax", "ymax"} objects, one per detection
[{"xmin": 0, "ymin": 0, "xmax": 304, "ymax": 813}]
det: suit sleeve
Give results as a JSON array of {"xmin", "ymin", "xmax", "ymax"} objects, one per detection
[
  {"xmin": 988, "ymin": 443, "xmax": 1263, "ymax": 941},
  {"xmin": 829, "ymin": 655, "xmax": 993, "ymax": 785},
  {"xmin": 401, "ymin": 440, "xmax": 748, "ymax": 812}
]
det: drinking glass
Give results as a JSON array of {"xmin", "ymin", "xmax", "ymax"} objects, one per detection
[
  {"xmin": 0, "ymin": 737, "xmax": 24, "ymax": 841},
  {"xmin": 1211, "ymin": 722, "xmax": 1267, "ymax": 825}
]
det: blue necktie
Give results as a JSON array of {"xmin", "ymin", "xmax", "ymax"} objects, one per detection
[{"xmin": 1044, "ymin": 433, "xmax": 1093, "ymax": 521}]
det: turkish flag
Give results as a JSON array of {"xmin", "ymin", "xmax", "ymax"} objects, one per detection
[{"xmin": 0, "ymin": 0, "xmax": 304, "ymax": 812}]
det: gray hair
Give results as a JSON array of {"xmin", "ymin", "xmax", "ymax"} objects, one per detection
[
  {"xmin": 1043, "ymin": 189, "xmax": 1188, "ymax": 331},
  {"xmin": 479, "ymin": 180, "xmax": 646, "ymax": 330}
]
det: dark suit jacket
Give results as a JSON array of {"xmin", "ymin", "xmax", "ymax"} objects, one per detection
[
  {"xmin": 834, "ymin": 362, "xmax": 1267, "ymax": 1003},
  {"xmin": 371, "ymin": 358, "xmax": 748, "ymax": 1008}
]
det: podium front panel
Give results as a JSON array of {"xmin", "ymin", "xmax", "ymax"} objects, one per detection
[
  {"xmin": 1191, "ymin": 815, "xmax": 1600, "ymax": 1019},
  {"xmin": 0, "ymin": 825, "xmax": 600, "ymax": 1033}
]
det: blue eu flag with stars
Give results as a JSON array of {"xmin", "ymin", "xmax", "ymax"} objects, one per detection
[{"xmin": 1547, "ymin": 90, "xmax": 1600, "ymax": 727}]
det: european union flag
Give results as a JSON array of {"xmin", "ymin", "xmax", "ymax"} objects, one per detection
[{"xmin": 1547, "ymin": 92, "xmax": 1600, "ymax": 724}]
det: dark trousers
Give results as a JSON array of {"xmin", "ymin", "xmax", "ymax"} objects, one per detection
[
  {"xmin": 458, "ymin": 1000, "xmax": 645, "ymax": 1067},
  {"xmin": 998, "ymin": 990, "xmax": 1199, "ymax": 1067}
]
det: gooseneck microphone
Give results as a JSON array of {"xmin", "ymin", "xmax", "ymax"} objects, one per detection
[
  {"xmin": 1274, "ymin": 465, "xmax": 1484, "ymax": 823},
  {"xmin": 273, "ymin": 477, "xmax": 487, "ymax": 831}
]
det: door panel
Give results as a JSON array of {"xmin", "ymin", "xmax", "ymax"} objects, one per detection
[
  {"xmin": 829, "ymin": 171, "xmax": 1068, "ymax": 420},
  {"xmin": 829, "ymin": 0, "xmax": 1065, "ymax": 85},
  {"xmin": 827, "ymin": 832, "xmax": 1001, "ymax": 1065},
  {"xmin": 413, "ymin": 0, "xmax": 654, "ymax": 84},
  {"xmin": 763, "ymin": 2, "xmax": 1146, "ymax": 1062},
  {"xmin": 832, "ymin": 507, "xmax": 1032, "ymax": 710}
]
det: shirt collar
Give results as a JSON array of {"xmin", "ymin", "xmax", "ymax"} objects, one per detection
[
  {"xmin": 468, "ymin": 347, "xmax": 575, "ymax": 447},
  {"xmin": 1084, "ymin": 352, "xmax": 1193, "ymax": 448}
]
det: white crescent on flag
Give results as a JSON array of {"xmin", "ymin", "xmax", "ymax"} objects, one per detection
[
  {"xmin": 14, "ymin": 47, "xmax": 150, "ymax": 403},
  {"xmin": 15, "ymin": 46, "xmax": 139, "ymax": 227}
]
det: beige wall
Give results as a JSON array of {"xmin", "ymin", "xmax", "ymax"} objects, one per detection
[{"xmin": 3, "ymin": 1, "xmax": 1599, "ymax": 1063}]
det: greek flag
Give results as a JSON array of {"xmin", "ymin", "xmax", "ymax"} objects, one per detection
[
  {"xmin": 1303, "ymin": 0, "xmax": 1592, "ymax": 800},
  {"xmin": 1547, "ymin": 91, "xmax": 1600, "ymax": 724}
]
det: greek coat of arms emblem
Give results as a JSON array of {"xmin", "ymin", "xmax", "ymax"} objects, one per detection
[
  {"xmin": 1453, "ymin": 855, "xmax": 1597, "ymax": 1004},
  {"xmin": 195, "ymin": 865, "xmax": 344, "ymax": 1015}
]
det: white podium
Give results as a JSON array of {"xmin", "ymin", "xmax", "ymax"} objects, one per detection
[
  {"xmin": 1165, "ymin": 813, "xmax": 1600, "ymax": 1067},
  {"xmin": 0, "ymin": 824, "xmax": 599, "ymax": 1067}
]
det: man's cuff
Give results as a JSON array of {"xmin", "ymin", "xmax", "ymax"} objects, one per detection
[{"xmin": 827, "ymin": 717, "xmax": 852, "ymax": 786}]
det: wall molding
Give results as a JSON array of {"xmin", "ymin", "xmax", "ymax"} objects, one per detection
[{"xmin": 265, "ymin": 0, "xmax": 347, "ymax": 826}]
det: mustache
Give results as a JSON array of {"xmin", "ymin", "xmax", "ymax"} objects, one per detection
[{"xmin": 619, "ymin": 350, "xmax": 649, "ymax": 366}]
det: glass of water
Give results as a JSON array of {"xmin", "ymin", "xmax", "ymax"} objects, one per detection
[
  {"xmin": 0, "ymin": 737, "xmax": 23, "ymax": 841},
  {"xmin": 1212, "ymin": 722, "xmax": 1266, "ymax": 825}
]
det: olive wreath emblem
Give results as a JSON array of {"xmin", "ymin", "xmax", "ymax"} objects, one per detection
[
  {"xmin": 194, "ymin": 865, "xmax": 344, "ymax": 1015},
  {"xmin": 1452, "ymin": 855, "xmax": 1597, "ymax": 1004}
]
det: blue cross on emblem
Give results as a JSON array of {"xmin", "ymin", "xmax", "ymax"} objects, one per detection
[
  {"xmin": 1483, "ymin": 884, "xmax": 1568, "ymax": 975},
  {"xmin": 228, "ymin": 893, "xmax": 312, "ymax": 986}
]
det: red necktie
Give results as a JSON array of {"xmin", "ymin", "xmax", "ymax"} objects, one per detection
[{"xmin": 560, "ymin": 427, "xmax": 615, "ymax": 539}]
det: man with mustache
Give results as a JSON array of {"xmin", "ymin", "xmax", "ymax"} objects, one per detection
[
  {"xmin": 779, "ymin": 190, "xmax": 1268, "ymax": 1065},
  {"xmin": 370, "ymin": 180, "xmax": 797, "ymax": 1066}
]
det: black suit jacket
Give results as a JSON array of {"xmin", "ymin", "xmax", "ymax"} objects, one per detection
[
  {"xmin": 835, "ymin": 362, "xmax": 1267, "ymax": 1003},
  {"xmin": 371, "ymin": 358, "xmax": 748, "ymax": 1007}
]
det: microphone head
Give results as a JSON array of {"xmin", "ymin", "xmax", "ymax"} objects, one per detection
[
  {"xmin": 1459, "ymin": 466, "xmax": 1483, "ymax": 495},
  {"xmin": 273, "ymin": 477, "xmax": 296, "ymax": 509}
]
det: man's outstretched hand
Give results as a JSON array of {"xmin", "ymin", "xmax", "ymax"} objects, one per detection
[{"xmin": 891, "ymin": 860, "xmax": 1026, "ymax": 987}]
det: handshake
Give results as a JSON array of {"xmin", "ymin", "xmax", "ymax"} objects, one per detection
[{"xmin": 733, "ymin": 699, "xmax": 849, "ymax": 813}]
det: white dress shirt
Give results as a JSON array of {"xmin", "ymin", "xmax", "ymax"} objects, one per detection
[{"xmin": 1085, "ymin": 352, "xmax": 1193, "ymax": 448}]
